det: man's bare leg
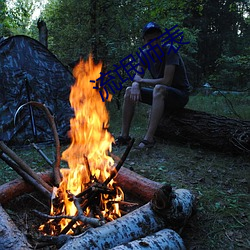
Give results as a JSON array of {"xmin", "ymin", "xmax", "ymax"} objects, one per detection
[
  {"xmin": 120, "ymin": 87, "xmax": 136, "ymax": 138},
  {"xmin": 139, "ymin": 85, "xmax": 166, "ymax": 147}
]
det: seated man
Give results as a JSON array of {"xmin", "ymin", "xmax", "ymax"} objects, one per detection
[{"xmin": 116, "ymin": 22, "xmax": 191, "ymax": 148}]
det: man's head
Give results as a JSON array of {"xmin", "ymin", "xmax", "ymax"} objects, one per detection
[
  {"xmin": 142, "ymin": 22, "xmax": 162, "ymax": 40},
  {"xmin": 142, "ymin": 22, "xmax": 162, "ymax": 50}
]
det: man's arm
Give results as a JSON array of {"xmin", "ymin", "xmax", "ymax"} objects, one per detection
[
  {"xmin": 130, "ymin": 65, "xmax": 146, "ymax": 102},
  {"xmin": 134, "ymin": 64, "xmax": 176, "ymax": 87}
]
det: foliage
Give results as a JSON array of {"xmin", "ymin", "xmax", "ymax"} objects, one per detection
[
  {"xmin": 208, "ymin": 54, "xmax": 250, "ymax": 89},
  {"xmin": 2, "ymin": 0, "xmax": 250, "ymax": 89}
]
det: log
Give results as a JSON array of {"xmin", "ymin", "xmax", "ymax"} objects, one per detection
[
  {"xmin": 155, "ymin": 108, "xmax": 250, "ymax": 154},
  {"xmin": 0, "ymin": 171, "xmax": 53, "ymax": 205},
  {"xmin": 114, "ymin": 166, "xmax": 162, "ymax": 202},
  {"xmin": 59, "ymin": 187, "xmax": 194, "ymax": 249},
  {"xmin": 0, "ymin": 204, "xmax": 32, "ymax": 249},
  {"xmin": 0, "ymin": 167, "xmax": 159, "ymax": 205},
  {"xmin": 110, "ymin": 228, "xmax": 185, "ymax": 250}
]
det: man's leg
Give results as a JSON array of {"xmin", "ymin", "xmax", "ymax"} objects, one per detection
[
  {"xmin": 120, "ymin": 87, "xmax": 136, "ymax": 138},
  {"xmin": 139, "ymin": 85, "xmax": 166, "ymax": 147}
]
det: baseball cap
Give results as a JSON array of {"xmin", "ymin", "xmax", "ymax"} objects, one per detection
[{"xmin": 142, "ymin": 22, "xmax": 162, "ymax": 38}]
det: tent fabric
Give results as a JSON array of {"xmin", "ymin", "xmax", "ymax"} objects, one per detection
[{"xmin": 0, "ymin": 35, "xmax": 74, "ymax": 144}]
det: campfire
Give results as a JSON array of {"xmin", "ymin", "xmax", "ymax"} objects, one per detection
[
  {"xmin": 0, "ymin": 55, "xmax": 196, "ymax": 249},
  {"xmin": 39, "ymin": 55, "xmax": 128, "ymax": 236}
]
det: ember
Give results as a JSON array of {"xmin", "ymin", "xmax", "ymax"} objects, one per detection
[{"xmin": 40, "ymin": 55, "xmax": 124, "ymax": 235}]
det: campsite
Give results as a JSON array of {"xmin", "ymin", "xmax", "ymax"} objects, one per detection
[{"xmin": 0, "ymin": 0, "xmax": 249, "ymax": 249}]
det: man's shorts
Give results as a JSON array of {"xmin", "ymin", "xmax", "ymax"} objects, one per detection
[{"xmin": 140, "ymin": 87, "xmax": 189, "ymax": 112}]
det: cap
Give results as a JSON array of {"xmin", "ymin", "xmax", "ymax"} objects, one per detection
[{"xmin": 142, "ymin": 22, "xmax": 162, "ymax": 38}]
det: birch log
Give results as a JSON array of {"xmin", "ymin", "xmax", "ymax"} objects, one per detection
[
  {"xmin": 110, "ymin": 228, "xmax": 186, "ymax": 250},
  {"xmin": 60, "ymin": 186, "xmax": 195, "ymax": 250},
  {"xmin": 0, "ymin": 204, "xmax": 32, "ymax": 249}
]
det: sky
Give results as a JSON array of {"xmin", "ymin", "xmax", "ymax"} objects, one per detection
[{"xmin": 6, "ymin": 0, "xmax": 49, "ymax": 20}]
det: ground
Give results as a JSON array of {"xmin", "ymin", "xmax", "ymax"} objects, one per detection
[{"xmin": 0, "ymin": 94, "xmax": 249, "ymax": 249}]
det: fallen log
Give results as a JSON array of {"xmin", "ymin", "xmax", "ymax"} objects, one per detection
[
  {"xmin": 59, "ymin": 186, "xmax": 195, "ymax": 250},
  {"xmin": 0, "ymin": 204, "xmax": 32, "ymax": 249},
  {"xmin": 110, "ymin": 228, "xmax": 185, "ymax": 250},
  {"xmin": 156, "ymin": 108, "xmax": 250, "ymax": 154}
]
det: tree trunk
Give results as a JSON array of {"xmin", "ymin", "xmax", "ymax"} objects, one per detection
[
  {"xmin": 156, "ymin": 108, "xmax": 250, "ymax": 154},
  {"xmin": 0, "ymin": 204, "xmax": 32, "ymax": 249},
  {"xmin": 37, "ymin": 19, "xmax": 48, "ymax": 47}
]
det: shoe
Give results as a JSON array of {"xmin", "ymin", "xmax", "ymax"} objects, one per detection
[
  {"xmin": 114, "ymin": 136, "xmax": 132, "ymax": 147},
  {"xmin": 137, "ymin": 139, "xmax": 155, "ymax": 149}
]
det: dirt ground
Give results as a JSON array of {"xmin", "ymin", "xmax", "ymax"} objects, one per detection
[{"xmin": 1, "ymin": 139, "xmax": 249, "ymax": 249}]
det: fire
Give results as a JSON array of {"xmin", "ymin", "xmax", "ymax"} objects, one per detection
[{"xmin": 40, "ymin": 55, "xmax": 124, "ymax": 235}]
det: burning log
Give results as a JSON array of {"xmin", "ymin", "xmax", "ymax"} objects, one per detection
[
  {"xmin": 110, "ymin": 228, "xmax": 185, "ymax": 250},
  {"xmin": 59, "ymin": 185, "xmax": 195, "ymax": 250},
  {"xmin": 0, "ymin": 204, "xmax": 32, "ymax": 249},
  {"xmin": 156, "ymin": 108, "xmax": 250, "ymax": 154}
]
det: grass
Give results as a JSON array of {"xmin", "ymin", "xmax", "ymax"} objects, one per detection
[{"xmin": 0, "ymin": 93, "xmax": 249, "ymax": 249}]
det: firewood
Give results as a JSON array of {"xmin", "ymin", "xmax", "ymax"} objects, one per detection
[
  {"xmin": 59, "ymin": 186, "xmax": 195, "ymax": 250},
  {"xmin": 115, "ymin": 167, "xmax": 162, "ymax": 202},
  {"xmin": 0, "ymin": 141, "xmax": 52, "ymax": 193},
  {"xmin": 0, "ymin": 171, "xmax": 53, "ymax": 204},
  {"xmin": 0, "ymin": 204, "xmax": 32, "ymax": 249},
  {"xmin": 110, "ymin": 228, "xmax": 186, "ymax": 250},
  {"xmin": 0, "ymin": 167, "xmax": 159, "ymax": 205},
  {"xmin": 0, "ymin": 152, "xmax": 51, "ymax": 199}
]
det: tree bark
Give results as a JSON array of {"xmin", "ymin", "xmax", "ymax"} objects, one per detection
[
  {"xmin": 37, "ymin": 19, "xmax": 48, "ymax": 47},
  {"xmin": 59, "ymin": 187, "xmax": 194, "ymax": 250},
  {"xmin": 110, "ymin": 228, "xmax": 185, "ymax": 250},
  {"xmin": 155, "ymin": 108, "xmax": 250, "ymax": 154},
  {"xmin": 0, "ymin": 204, "xmax": 32, "ymax": 249}
]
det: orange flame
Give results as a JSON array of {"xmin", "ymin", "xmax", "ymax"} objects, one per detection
[{"xmin": 42, "ymin": 55, "xmax": 123, "ymax": 234}]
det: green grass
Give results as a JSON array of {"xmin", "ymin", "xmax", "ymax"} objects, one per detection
[{"xmin": 0, "ymin": 94, "xmax": 249, "ymax": 249}]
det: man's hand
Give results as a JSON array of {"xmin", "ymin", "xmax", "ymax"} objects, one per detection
[{"xmin": 130, "ymin": 82, "xmax": 141, "ymax": 102}]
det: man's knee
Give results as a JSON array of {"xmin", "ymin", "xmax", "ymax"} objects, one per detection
[
  {"xmin": 153, "ymin": 84, "xmax": 166, "ymax": 98},
  {"xmin": 124, "ymin": 86, "xmax": 132, "ymax": 99}
]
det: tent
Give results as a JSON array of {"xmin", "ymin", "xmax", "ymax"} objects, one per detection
[{"xmin": 0, "ymin": 35, "xmax": 75, "ymax": 145}]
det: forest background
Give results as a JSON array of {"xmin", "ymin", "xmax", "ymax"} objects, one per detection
[
  {"xmin": 0, "ymin": 1, "xmax": 250, "ymax": 249},
  {"xmin": 1, "ymin": 0, "xmax": 250, "ymax": 92}
]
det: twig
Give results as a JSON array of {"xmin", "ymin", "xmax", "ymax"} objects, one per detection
[
  {"xmin": 103, "ymin": 138, "xmax": 135, "ymax": 186},
  {"xmin": 0, "ymin": 142, "xmax": 52, "ymax": 194}
]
